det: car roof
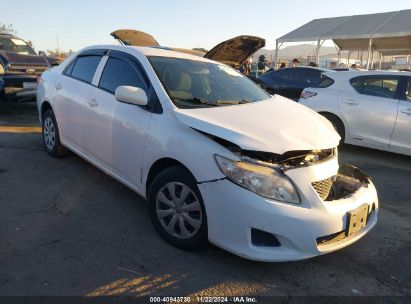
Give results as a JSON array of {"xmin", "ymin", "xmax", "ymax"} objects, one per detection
[
  {"xmin": 275, "ymin": 66, "xmax": 334, "ymax": 73},
  {"xmin": 0, "ymin": 33, "xmax": 14, "ymax": 38},
  {"xmin": 323, "ymin": 70, "xmax": 411, "ymax": 79},
  {"xmin": 80, "ymin": 44, "xmax": 218, "ymax": 64}
]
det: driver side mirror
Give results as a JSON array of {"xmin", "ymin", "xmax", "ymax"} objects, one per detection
[{"xmin": 115, "ymin": 86, "xmax": 148, "ymax": 106}]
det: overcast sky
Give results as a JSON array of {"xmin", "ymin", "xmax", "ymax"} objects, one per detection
[{"xmin": 1, "ymin": 0, "xmax": 410, "ymax": 52}]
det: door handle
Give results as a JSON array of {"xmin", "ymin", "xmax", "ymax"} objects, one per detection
[
  {"xmin": 54, "ymin": 83, "xmax": 62, "ymax": 90},
  {"xmin": 341, "ymin": 99, "xmax": 359, "ymax": 105},
  {"xmin": 87, "ymin": 98, "xmax": 98, "ymax": 107},
  {"xmin": 400, "ymin": 108, "xmax": 411, "ymax": 115}
]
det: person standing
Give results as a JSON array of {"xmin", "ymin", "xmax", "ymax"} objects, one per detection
[
  {"xmin": 290, "ymin": 58, "xmax": 300, "ymax": 67},
  {"xmin": 257, "ymin": 55, "xmax": 268, "ymax": 75}
]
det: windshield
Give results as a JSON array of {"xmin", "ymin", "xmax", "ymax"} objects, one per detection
[
  {"xmin": 149, "ymin": 56, "xmax": 270, "ymax": 108},
  {"xmin": 0, "ymin": 37, "xmax": 36, "ymax": 55}
]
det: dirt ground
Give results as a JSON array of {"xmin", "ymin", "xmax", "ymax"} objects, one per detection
[{"xmin": 0, "ymin": 102, "xmax": 410, "ymax": 298}]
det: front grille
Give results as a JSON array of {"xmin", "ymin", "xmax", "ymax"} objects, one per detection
[
  {"xmin": 312, "ymin": 177, "xmax": 333, "ymax": 200},
  {"xmin": 7, "ymin": 64, "xmax": 47, "ymax": 76}
]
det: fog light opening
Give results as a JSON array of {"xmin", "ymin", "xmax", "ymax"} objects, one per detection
[{"xmin": 251, "ymin": 228, "xmax": 281, "ymax": 247}]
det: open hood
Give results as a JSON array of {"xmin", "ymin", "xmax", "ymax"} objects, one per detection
[
  {"xmin": 110, "ymin": 30, "xmax": 265, "ymax": 67},
  {"xmin": 174, "ymin": 96, "xmax": 340, "ymax": 155},
  {"xmin": 111, "ymin": 29, "xmax": 160, "ymax": 47},
  {"xmin": 204, "ymin": 35, "xmax": 265, "ymax": 68}
]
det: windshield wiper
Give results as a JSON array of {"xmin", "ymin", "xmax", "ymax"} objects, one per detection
[
  {"xmin": 173, "ymin": 97, "xmax": 251, "ymax": 106},
  {"xmin": 172, "ymin": 97, "xmax": 219, "ymax": 107},
  {"xmin": 215, "ymin": 99, "xmax": 250, "ymax": 105}
]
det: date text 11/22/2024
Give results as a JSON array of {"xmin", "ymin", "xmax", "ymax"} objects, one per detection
[{"xmin": 149, "ymin": 296, "xmax": 257, "ymax": 303}]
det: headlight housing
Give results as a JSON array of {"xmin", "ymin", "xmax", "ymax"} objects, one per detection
[
  {"xmin": 214, "ymin": 155, "xmax": 301, "ymax": 204},
  {"xmin": 0, "ymin": 63, "xmax": 4, "ymax": 75}
]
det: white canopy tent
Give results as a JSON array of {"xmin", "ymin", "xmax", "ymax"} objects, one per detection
[{"xmin": 275, "ymin": 9, "xmax": 411, "ymax": 69}]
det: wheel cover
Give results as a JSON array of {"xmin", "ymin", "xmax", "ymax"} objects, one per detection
[
  {"xmin": 155, "ymin": 182, "xmax": 203, "ymax": 240},
  {"xmin": 43, "ymin": 117, "xmax": 56, "ymax": 151}
]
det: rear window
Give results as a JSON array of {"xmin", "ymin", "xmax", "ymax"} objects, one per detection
[
  {"xmin": 276, "ymin": 69, "xmax": 296, "ymax": 81},
  {"xmin": 305, "ymin": 69, "xmax": 322, "ymax": 85},
  {"xmin": 350, "ymin": 76, "xmax": 365, "ymax": 93},
  {"xmin": 64, "ymin": 59, "xmax": 77, "ymax": 76},
  {"xmin": 350, "ymin": 76, "xmax": 399, "ymax": 99},
  {"xmin": 317, "ymin": 75, "xmax": 334, "ymax": 88},
  {"xmin": 70, "ymin": 56, "xmax": 102, "ymax": 84}
]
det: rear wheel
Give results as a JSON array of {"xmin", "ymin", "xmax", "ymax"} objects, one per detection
[
  {"xmin": 321, "ymin": 113, "xmax": 345, "ymax": 144},
  {"xmin": 148, "ymin": 166, "xmax": 207, "ymax": 250},
  {"xmin": 42, "ymin": 109, "xmax": 70, "ymax": 157}
]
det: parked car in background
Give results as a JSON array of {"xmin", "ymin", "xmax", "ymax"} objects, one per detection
[
  {"xmin": 299, "ymin": 71, "xmax": 411, "ymax": 156},
  {"xmin": 0, "ymin": 33, "xmax": 60, "ymax": 102},
  {"xmin": 37, "ymin": 45, "xmax": 378, "ymax": 261},
  {"xmin": 0, "ymin": 33, "xmax": 48, "ymax": 102},
  {"xmin": 257, "ymin": 67, "xmax": 333, "ymax": 100}
]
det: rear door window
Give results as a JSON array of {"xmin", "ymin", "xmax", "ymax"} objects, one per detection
[
  {"xmin": 98, "ymin": 57, "xmax": 148, "ymax": 94},
  {"xmin": 363, "ymin": 77, "xmax": 399, "ymax": 99},
  {"xmin": 70, "ymin": 56, "xmax": 102, "ymax": 84},
  {"xmin": 350, "ymin": 76, "xmax": 399, "ymax": 99}
]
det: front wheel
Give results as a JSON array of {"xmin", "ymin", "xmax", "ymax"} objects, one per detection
[
  {"xmin": 148, "ymin": 166, "xmax": 208, "ymax": 250},
  {"xmin": 42, "ymin": 109, "xmax": 70, "ymax": 157}
]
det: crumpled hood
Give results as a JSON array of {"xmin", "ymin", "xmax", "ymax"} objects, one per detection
[{"xmin": 174, "ymin": 96, "xmax": 340, "ymax": 154}]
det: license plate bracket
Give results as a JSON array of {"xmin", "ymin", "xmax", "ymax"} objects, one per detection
[
  {"xmin": 346, "ymin": 204, "xmax": 369, "ymax": 236},
  {"xmin": 23, "ymin": 82, "xmax": 38, "ymax": 90}
]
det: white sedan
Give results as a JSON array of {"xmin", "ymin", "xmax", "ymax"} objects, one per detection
[
  {"xmin": 299, "ymin": 71, "xmax": 411, "ymax": 156},
  {"xmin": 37, "ymin": 45, "xmax": 378, "ymax": 261}
]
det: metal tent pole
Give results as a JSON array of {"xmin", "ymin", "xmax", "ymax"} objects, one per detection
[
  {"xmin": 371, "ymin": 51, "xmax": 375, "ymax": 69},
  {"xmin": 316, "ymin": 40, "xmax": 321, "ymax": 65},
  {"xmin": 274, "ymin": 40, "xmax": 279, "ymax": 69},
  {"xmin": 366, "ymin": 38, "xmax": 373, "ymax": 70},
  {"xmin": 379, "ymin": 52, "xmax": 383, "ymax": 70}
]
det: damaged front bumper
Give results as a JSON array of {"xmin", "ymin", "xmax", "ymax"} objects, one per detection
[{"xmin": 199, "ymin": 158, "xmax": 378, "ymax": 262}]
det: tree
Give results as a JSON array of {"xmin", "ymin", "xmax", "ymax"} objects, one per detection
[
  {"xmin": 0, "ymin": 23, "xmax": 17, "ymax": 35},
  {"xmin": 46, "ymin": 48, "xmax": 70, "ymax": 58},
  {"xmin": 193, "ymin": 47, "xmax": 208, "ymax": 53}
]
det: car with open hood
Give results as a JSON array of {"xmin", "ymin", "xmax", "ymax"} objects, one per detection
[{"xmin": 37, "ymin": 45, "xmax": 378, "ymax": 261}]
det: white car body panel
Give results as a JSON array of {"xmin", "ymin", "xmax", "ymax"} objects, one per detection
[
  {"xmin": 175, "ymin": 96, "xmax": 340, "ymax": 154},
  {"xmin": 390, "ymin": 99, "xmax": 411, "ymax": 153},
  {"xmin": 299, "ymin": 70, "xmax": 411, "ymax": 156},
  {"xmin": 37, "ymin": 45, "xmax": 379, "ymax": 261}
]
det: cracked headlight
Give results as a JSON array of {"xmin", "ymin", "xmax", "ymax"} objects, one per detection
[{"xmin": 215, "ymin": 155, "xmax": 300, "ymax": 204}]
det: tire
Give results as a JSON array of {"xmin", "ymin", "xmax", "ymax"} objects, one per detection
[
  {"xmin": 148, "ymin": 166, "xmax": 208, "ymax": 250},
  {"xmin": 321, "ymin": 113, "xmax": 345, "ymax": 144},
  {"xmin": 42, "ymin": 109, "xmax": 70, "ymax": 157}
]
